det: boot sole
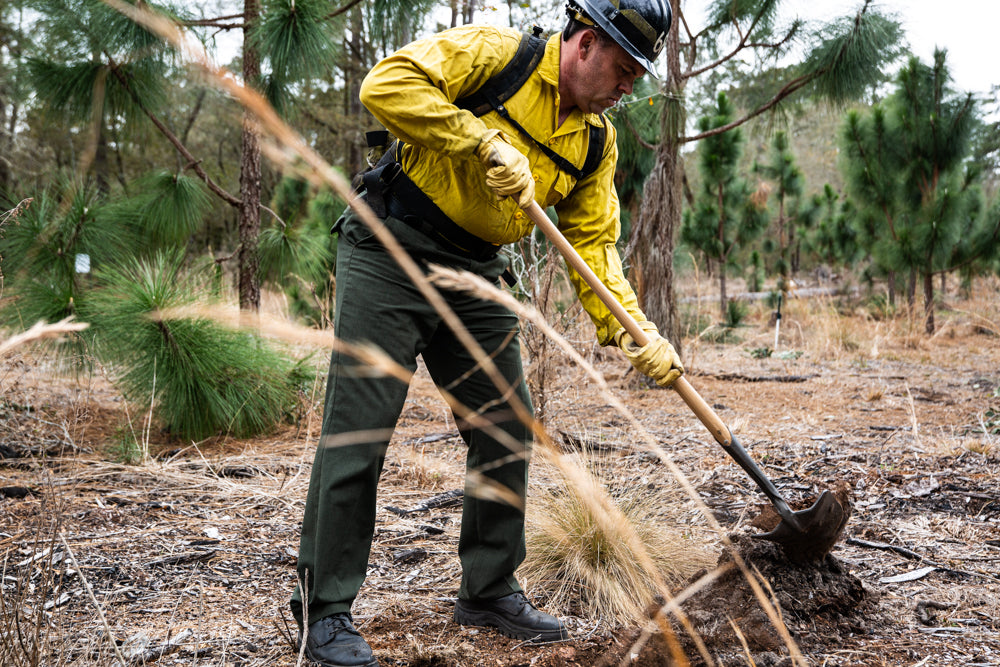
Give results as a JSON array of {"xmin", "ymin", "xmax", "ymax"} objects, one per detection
[
  {"xmin": 453, "ymin": 605, "xmax": 569, "ymax": 643},
  {"xmin": 303, "ymin": 645, "xmax": 378, "ymax": 667}
]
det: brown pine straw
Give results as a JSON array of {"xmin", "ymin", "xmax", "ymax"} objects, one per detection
[
  {"xmin": 59, "ymin": 533, "xmax": 128, "ymax": 667},
  {"xmin": 100, "ymin": 2, "xmax": 807, "ymax": 664}
]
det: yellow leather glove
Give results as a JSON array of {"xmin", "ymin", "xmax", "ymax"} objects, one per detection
[
  {"xmin": 475, "ymin": 130, "xmax": 535, "ymax": 208},
  {"xmin": 613, "ymin": 322, "xmax": 684, "ymax": 388}
]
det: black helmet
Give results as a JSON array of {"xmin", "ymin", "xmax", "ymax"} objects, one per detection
[{"xmin": 566, "ymin": 0, "xmax": 671, "ymax": 75}]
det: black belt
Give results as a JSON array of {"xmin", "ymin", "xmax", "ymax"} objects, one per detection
[{"xmin": 362, "ymin": 161, "xmax": 502, "ymax": 263}]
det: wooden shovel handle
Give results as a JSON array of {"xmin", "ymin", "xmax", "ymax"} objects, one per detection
[{"xmin": 525, "ymin": 201, "xmax": 733, "ymax": 447}]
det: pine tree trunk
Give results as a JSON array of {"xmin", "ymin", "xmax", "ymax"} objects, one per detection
[
  {"xmin": 95, "ymin": 124, "xmax": 110, "ymax": 197},
  {"xmin": 238, "ymin": 0, "xmax": 262, "ymax": 313},
  {"xmin": 633, "ymin": 131, "xmax": 683, "ymax": 352},
  {"xmin": 0, "ymin": 97, "xmax": 10, "ymax": 194},
  {"xmin": 778, "ymin": 197, "xmax": 787, "ymax": 281},
  {"xmin": 629, "ymin": 11, "xmax": 684, "ymax": 354},
  {"xmin": 719, "ymin": 264, "xmax": 728, "ymax": 321},
  {"xmin": 346, "ymin": 7, "xmax": 366, "ymax": 181},
  {"xmin": 717, "ymin": 185, "xmax": 727, "ymax": 320},
  {"xmin": 923, "ymin": 272, "xmax": 935, "ymax": 334},
  {"xmin": 907, "ymin": 268, "xmax": 917, "ymax": 313}
]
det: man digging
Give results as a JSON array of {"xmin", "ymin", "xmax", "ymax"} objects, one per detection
[{"xmin": 291, "ymin": 2, "xmax": 679, "ymax": 665}]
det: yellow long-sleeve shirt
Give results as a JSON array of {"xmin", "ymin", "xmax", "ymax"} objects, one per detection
[{"xmin": 359, "ymin": 24, "xmax": 648, "ymax": 345}]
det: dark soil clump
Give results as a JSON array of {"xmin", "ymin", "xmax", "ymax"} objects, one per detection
[{"xmin": 667, "ymin": 534, "xmax": 878, "ymax": 665}]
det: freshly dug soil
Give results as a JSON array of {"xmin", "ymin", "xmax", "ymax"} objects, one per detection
[{"xmin": 671, "ymin": 535, "xmax": 877, "ymax": 665}]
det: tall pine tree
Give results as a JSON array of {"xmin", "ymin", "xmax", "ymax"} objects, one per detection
[{"xmin": 681, "ymin": 92, "xmax": 767, "ymax": 319}]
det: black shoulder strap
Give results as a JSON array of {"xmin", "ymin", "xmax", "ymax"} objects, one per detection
[
  {"xmin": 456, "ymin": 30, "xmax": 608, "ymax": 180},
  {"xmin": 582, "ymin": 117, "xmax": 608, "ymax": 180},
  {"xmin": 456, "ymin": 30, "xmax": 547, "ymax": 117}
]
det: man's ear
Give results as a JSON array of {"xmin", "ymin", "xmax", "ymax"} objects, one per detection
[{"xmin": 578, "ymin": 28, "xmax": 598, "ymax": 58}]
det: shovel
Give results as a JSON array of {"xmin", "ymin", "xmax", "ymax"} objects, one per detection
[{"xmin": 523, "ymin": 201, "xmax": 846, "ymax": 561}]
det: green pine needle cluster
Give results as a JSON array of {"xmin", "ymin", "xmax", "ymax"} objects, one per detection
[
  {"xmin": 0, "ymin": 183, "xmax": 111, "ymax": 363},
  {"xmin": 134, "ymin": 170, "xmax": 213, "ymax": 247},
  {"xmin": 82, "ymin": 251, "xmax": 300, "ymax": 440},
  {"xmin": 803, "ymin": 5, "xmax": 905, "ymax": 104},
  {"xmin": 254, "ymin": 0, "xmax": 340, "ymax": 83}
]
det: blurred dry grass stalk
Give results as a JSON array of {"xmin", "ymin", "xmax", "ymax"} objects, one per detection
[
  {"xmin": 429, "ymin": 266, "xmax": 801, "ymax": 664},
  {"xmin": 0, "ymin": 318, "xmax": 89, "ymax": 358}
]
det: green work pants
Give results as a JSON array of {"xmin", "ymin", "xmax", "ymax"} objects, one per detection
[{"xmin": 291, "ymin": 212, "xmax": 533, "ymax": 627}]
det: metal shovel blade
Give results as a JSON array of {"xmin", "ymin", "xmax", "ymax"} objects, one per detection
[
  {"xmin": 719, "ymin": 433, "xmax": 848, "ymax": 562},
  {"xmin": 756, "ymin": 489, "xmax": 848, "ymax": 562}
]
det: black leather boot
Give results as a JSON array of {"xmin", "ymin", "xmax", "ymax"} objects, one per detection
[
  {"xmin": 454, "ymin": 592, "xmax": 569, "ymax": 642},
  {"xmin": 299, "ymin": 613, "xmax": 377, "ymax": 667}
]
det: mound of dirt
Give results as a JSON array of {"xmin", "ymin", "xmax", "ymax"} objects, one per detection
[
  {"xmin": 599, "ymin": 484, "xmax": 879, "ymax": 665},
  {"xmin": 690, "ymin": 537, "xmax": 875, "ymax": 651},
  {"xmin": 603, "ymin": 534, "xmax": 879, "ymax": 666},
  {"xmin": 608, "ymin": 530, "xmax": 878, "ymax": 667}
]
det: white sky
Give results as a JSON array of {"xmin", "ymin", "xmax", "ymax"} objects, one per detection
[
  {"xmin": 468, "ymin": 0, "xmax": 998, "ymax": 99},
  {"xmin": 778, "ymin": 0, "xmax": 998, "ymax": 97}
]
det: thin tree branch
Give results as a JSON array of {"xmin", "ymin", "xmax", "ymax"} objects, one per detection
[
  {"xmin": 260, "ymin": 204, "xmax": 287, "ymax": 229},
  {"xmin": 325, "ymin": 0, "xmax": 365, "ymax": 21},
  {"xmin": 680, "ymin": 8, "xmax": 696, "ymax": 43},
  {"xmin": 345, "ymin": 36, "xmax": 366, "ymax": 63},
  {"xmin": 181, "ymin": 89, "xmax": 206, "ymax": 145},
  {"xmin": 681, "ymin": 164, "xmax": 695, "ymax": 207},
  {"xmin": 183, "ymin": 13, "xmax": 246, "ymax": 24},
  {"xmin": 181, "ymin": 19, "xmax": 245, "ymax": 30},
  {"xmin": 104, "ymin": 57, "xmax": 242, "ymax": 207},
  {"xmin": 299, "ymin": 104, "xmax": 343, "ymax": 138},
  {"xmin": 214, "ymin": 246, "xmax": 241, "ymax": 264},
  {"xmin": 691, "ymin": 5, "xmax": 771, "ymax": 79},
  {"xmin": 682, "ymin": 74, "xmax": 814, "ymax": 144},
  {"xmin": 685, "ymin": 21, "xmax": 798, "ymax": 81},
  {"xmin": 618, "ymin": 107, "xmax": 657, "ymax": 151}
]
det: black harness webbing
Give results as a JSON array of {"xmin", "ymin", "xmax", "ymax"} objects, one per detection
[
  {"xmin": 361, "ymin": 143, "xmax": 502, "ymax": 262},
  {"xmin": 356, "ymin": 29, "xmax": 609, "ymax": 278},
  {"xmin": 455, "ymin": 31, "xmax": 607, "ymax": 181}
]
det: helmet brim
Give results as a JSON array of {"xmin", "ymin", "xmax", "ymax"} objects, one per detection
[{"xmin": 597, "ymin": 20, "xmax": 659, "ymax": 79}]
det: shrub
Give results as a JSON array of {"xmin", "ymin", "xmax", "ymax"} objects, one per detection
[{"xmin": 82, "ymin": 251, "xmax": 300, "ymax": 440}]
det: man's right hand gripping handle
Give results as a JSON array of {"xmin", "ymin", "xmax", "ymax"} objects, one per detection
[
  {"xmin": 613, "ymin": 321, "xmax": 684, "ymax": 388},
  {"xmin": 475, "ymin": 130, "xmax": 535, "ymax": 208}
]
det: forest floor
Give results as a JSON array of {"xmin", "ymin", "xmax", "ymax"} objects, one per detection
[{"xmin": 2, "ymin": 276, "xmax": 999, "ymax": 666}]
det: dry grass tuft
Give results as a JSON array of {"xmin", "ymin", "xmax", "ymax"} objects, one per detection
[
  {"xmin": 798, "ymin": 300, "xmax": 862, "ymax": 360},
  {"xmin": 960, "ymin": 437, "xmax": 995, "ymax": 456},
  {"xmin": 865, "ymin": 386, "xmax": 885, "ymax": 402},
  {"xmin": 393, "ymin": 444, "xmax": 450, "ymax": 490},
  {"xmin": 520, "ymin": 456, "xmax": 714, "ymax": 626}
]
